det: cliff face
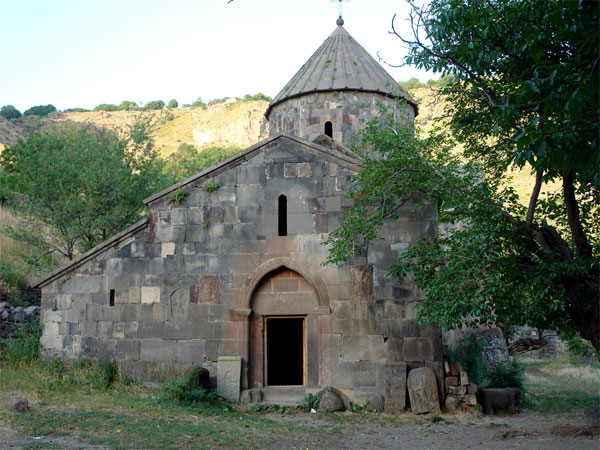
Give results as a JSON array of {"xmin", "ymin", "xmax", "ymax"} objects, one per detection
[{"xmin": 0, "ymin": 99, "xmax": 269, "ymax": 156}]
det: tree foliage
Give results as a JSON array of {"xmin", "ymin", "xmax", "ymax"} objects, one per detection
[
  {"xmin": 167, "ymin": 99, "xmax": 178, "ymax": 109},
  {"xmin": 0, "ymin": 105, "xmax": 22, "ymax": 120},
  {"xmin": 162, "ymin": 143, "xmax": 240, "ymax": 182},
  {"xmin": 142, "ymin": 100, "xmax": 165, "ymax": 111},
  {"xmin": 0, "ymin": 122, "xmax": 167, "ymax": 263},
  {"xmin": 118, "ymin": 101, "xmax": 139, "ymax": 111},
  {"xmin": 327, "ymin": 0, "xmax": 599, "ymax": 356},
  {"xmin": 93, "ymin": 103, "xmax": 119, "ymax": 112},
  {"xmin": 23, "ymin": 104, "xmax": 56, "ymax": 117}
]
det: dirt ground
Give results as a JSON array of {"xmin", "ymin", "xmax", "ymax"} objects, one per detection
[{"xmin": 1, "ymin": 409, "xmax": 598, "ymax": 450}]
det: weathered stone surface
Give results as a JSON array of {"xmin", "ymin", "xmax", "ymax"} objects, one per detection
[
  {"xmin": 584, "ymin": 406, "xmax": 600, "ymax": 425},
  {"xmin": 366, "ymin": 394, "xmax": 385, "ymax": 413},
  {"xmin": 9, "ymin": 397, "xmax": 28, "ymax": 413},
  {"xmin": 407, "ymin": 367, "xmax": 440, "ymax": 414},
  {"xmin": 384, "ymin": 363, "xmax": 406, "ymax": 412},
  {"xmin": 217, "ymin": 356, "xmax": 241, "ymax": 401},
  {"xmin": 317, "ymin": 387, "xmax": 346, "ymax": 412},
  {"xmin": 459, "ymin": 370, "xmax": 469, "ymax": 386},
  {"xmin": 444, "ymin": 395, "xmax": 459, "ymax": 412},
  {"xmin": 467, "ymin": 383, "xmax": 478, "ymax": 395},
  {"xmin": 471, "ymin": 328, "xmax": 510, "ymax": 368}
]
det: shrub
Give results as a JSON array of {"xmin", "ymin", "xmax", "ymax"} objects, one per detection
[
  {"xmin": 0, "ymin": 105, "xmax": 22, "ymax": 120},
  {"xmin": 89, "ymin": 357, "xmax": 119, "ymax": 389},
  {"xmin": 300, "ymin": 393, "xmax": 319, "ymax": 412},
  {"xmin": 559, "ymin": 328, "xmax": 596, "ymax": 359},
  {"xmin": 167, "ymin": 99, "xmax": 178, "ymax": 109},
  {"xmin": 93, "ymin": 103, "xmax": 119, "ymax": 112},
  {"xmin": 118, "ymin": 100, "xmax": 139, "ymax": 111},
  {"xmin": 203, "ymin": 181, "xmax": 220, "ymax": 192},
  {"xmin": 168, "ymin": 188, "xmax": 187, "ymax": 206},
  {"xmin": 488, "ymin": 359, "xmax": 525, "ymax": 397},
  {"xmin": 0, "ymin": 259, "xmax": 28, "ymax": 289},
  {"xmin": 160, "ymin": 366, "xmax": 217, "ymax": 407},
  {"xmin": 63, "ymin": 108, "xmax": 90, "ymax": 113},
  {"xmin": 0, "ymin": 318, "xmax": 41, "ymax": 365},
  {"xmin": 142, "ymin": 100, "xmax": 165, "ymax": 111},
  {"xmin": 445, "ymin": 333, "xmax": 489, "ymax": 386},
  {"xmin": 23, "ymin": 104, "xmax": 56, "ymax": 117}
]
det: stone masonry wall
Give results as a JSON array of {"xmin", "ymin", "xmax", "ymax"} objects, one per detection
[
  {"xmin": 268, "ymin": 92, "xmax": 415, "ymax": 147},
  {"xmin": 40, "ymin": 135, "xmax": 441, "ymax": 403}
]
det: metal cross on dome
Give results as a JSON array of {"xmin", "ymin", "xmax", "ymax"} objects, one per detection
[{"xmin": 331, "ymin": 0, "xmax": 350, "ymax": 19}]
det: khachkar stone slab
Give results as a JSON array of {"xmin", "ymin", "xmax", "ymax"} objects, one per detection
[
  {"xmin": 384, "ymin": 362, "xmax": 406, "ymax": 412},
  {"xmin": 407, "ymin": 367, "xmax": 440, "ymax": 414},
  {"xmin": 217, "ymin": 356, "xmax": 242, "ymax": 401}
]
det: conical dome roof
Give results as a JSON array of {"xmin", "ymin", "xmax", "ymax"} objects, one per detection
[{"xmin": 266, "ymin": 17, "xmax": 417, "ymax": 119}]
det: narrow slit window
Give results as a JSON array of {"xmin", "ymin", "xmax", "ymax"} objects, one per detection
[
  {"xmin": 324, "ymin": 121, "xmax": 333, "ymax": 138},
  {"xmin": 278, "ymin": 194, "xmax": 287, "ymax": 236},
  {"xmin": 109, "ymin": 289, "xmax": 115, "ymax": 307}
]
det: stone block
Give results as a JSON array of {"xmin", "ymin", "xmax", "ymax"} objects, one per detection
[
  {"xmin": 190, "ymin": 321, "xmax": 217, "ymax": 340},
  {"xmin": 464, "ymin": 394, "xmax": 477, "ymax": 406},
  {"xmin": 190, "ymin": 275, "xmax": 220, "ymax": 304},
  {"xmin": 161, "ymin": 242, "xmax": 176, "ymax": 258},
  {"xmin": 137, "ymin": 321, "xmax": 164, "ymax": 339},
  {"xmin": 446, "ymin": 376, "xmax": 459, "ymax": 387},
  {"xmin": 217, "ymin": 356, "xmax": 242, "ymax": 401},
  {"xmin": 342, "ymin": 335, "xmax": 385, "ymax": 362},
  {"xmin": 171, "ymin": 208, "xmax": 188, "ymax": 225},
  {"xmin": 177, "ymin": 340, "xmax": 205, "ymax": 363},
  {"xmin": 460, "ymin": 371, "xmax": 469, "ymax": 386},
  {"xmin": 140, "ymin": 339, "xmax": 176, "ymax": 362},
  {"xmin": 407, "ymin": 367, "xmax": 440, "ymax": 414},
  {"xmin": 386, "ymin": 337, "xmax": 404, "ymax": 362},
  {"xmin": 404, "ymin": 338, "xmax": 434, "ymax": 361},
  {"xmin": 384, "ymin": 363, "xmax": 407, "ymax": 412},
  {"xmin": 141, "ymin": 286, "xmax": 161, "ymax": 304},
  {"xmin": 153, "ymin": 303, "xmax": 168, "ymax": 321},
  {"xmin": 321, "ymin": 334, "xmax": 342, "ymax": 358},
  {"xmin": 164, "ymin": 322, "xmax": 191, "ymax": 340},
  {"xmin": 117, "ymin": 340, "xmax": 140, "ymax": 360}
]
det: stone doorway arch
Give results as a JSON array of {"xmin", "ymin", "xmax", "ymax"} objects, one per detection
[{"xmin": 247, "ymin": 267, "xmax": 319, "ymax": 390}]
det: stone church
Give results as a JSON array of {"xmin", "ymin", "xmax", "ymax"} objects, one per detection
[{"xmin": 35, "ymin": 17, "xmax": 442, "ymax": 409}]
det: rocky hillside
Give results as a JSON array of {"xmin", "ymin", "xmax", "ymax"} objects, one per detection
[{"xmin": 0, "ymin": 99, "xmax": 270, "ymax": 157}]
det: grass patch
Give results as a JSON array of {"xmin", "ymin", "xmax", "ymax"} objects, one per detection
[{"xmin": 521, "ymin": 355, "xmax": 600, "ymax": 413}]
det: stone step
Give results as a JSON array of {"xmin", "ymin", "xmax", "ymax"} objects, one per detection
[{"xmin": 261, "ymin": 386, "xmax": 307, "ymax": 403}]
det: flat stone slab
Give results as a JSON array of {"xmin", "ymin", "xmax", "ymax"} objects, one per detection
[
  {"xmin": 407, "ymin": 367, "xmax": 440, "ymax": 414},
  {"xmin": 217, "ymin": 356, "xmax": 242, "ymax": 401}
]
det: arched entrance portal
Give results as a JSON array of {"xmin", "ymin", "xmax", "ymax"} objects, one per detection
[{"xmin": 249, "ymin": 267, "xmax": 319, "ymax": 390}]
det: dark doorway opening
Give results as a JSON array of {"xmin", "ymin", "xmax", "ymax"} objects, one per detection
[
  {"xmin": 278, "ymin": 194, "xmax": 287, "ymax": 236},
  {"xmin": 265, "ymin": 316, "xmax": 305, "ymax": 386},
  {"xmin": 324, "ymin": 121, "xmax": 333, "ymax": 138}
]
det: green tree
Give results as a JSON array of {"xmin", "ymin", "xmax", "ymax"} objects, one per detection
[
  {"xmin": 23, "ymin": 104, "xmax": 56, "ymax": 117},
  {"xmin": 167, "ymin": 99, "xmax": 178, "ymax": 109},
  {"xmin": 162, "ymin": 144, "xmax": 240, "ymax": 183},
  {"xmin": 142, "ymin": 100, "xmax": 165, "ymax": 111},
  {"xmin": 0, "ymin": 105, "xmax": 22, "ymax": 120},
  {"xmin": 0, "ymin": 122, "xmax": 167, "ymax": 262},
  {"xmin": 326, "ymin": 0, "xmax": 599, "ymax": 356},
  {"xmin": 93, "ymin": 103, "xmax": 119, "ymax": 112},
  {"xmin": 118, "ymin": 101, "xmax": 139, "ymax": 111}
]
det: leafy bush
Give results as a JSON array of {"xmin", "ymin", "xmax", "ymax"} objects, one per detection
[
  {"xmin": 0, "ymin": 105, "xmax": 22, "ymax": 120},
  {"xmin": 63, "ymin": 108, "xmax": 90, "ymax": 113},
  {"xmin": 0, "ymin": 259, "xmax": 28, "ymax": 289},
  {"xmin": 168, "ymin": 188, "xmax": 187, "ymax": 206},
  {"xmin": 160, "ymin": 366, "xmax": 217, "ymax": 407},
  {"xmin": 93, "ymin": 103, "xmax": 119, "ymax": 112},
  {"xmin": 203, "ymin": 181, "xmax": 220, "ymax": 193},
  {"xmin": 167, "ymin": 99, "xmax": 178, "ymax": 109},
  {"xmin": 300, "ymin": 393, "xmax": 319, "ymax": 412},
  {"xmin": 242, "ymin": 93, "xmax": 272, "ymax": 102},
  {"xmin": 89, "ymin": 357, "xmax": 119, "ymax": 389},
  {"xmin": 23, "ymin": 104, "xmax": 56, "ymax": 117},
  {"xmin": 118, "ymin": 100, "xmax": 139, "ymax": 111},
  {"xmin": 559, "ymin": 328, "xmax": 596, "ymax": 359},
  {"xmin": 444, "ymin": 333, "xmax": 489, "ymax": 386},
  {"xmin": 142, "ymin": 100, "xmax": 165, "ymax": 111},
  {"xmin": 488, "ymin": 360, "xmax": 525, "ymax": 396},
  {"xmin": 0, "ymin": 318, "xmax": 41, "ymax": 365}
]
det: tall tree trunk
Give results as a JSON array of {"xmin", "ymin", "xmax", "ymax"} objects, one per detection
[{"xmin": 563, "ymin": 271, "xmax": 600, "ymax": 360}]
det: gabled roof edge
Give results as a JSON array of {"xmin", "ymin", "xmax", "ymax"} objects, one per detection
[
  {"xmin": 33, "ymin": 217, "xmax": 149, "ymax": 289},
  {"xmin": 143, "ymin": 133, "xmax": 363, "ymax": 206}
]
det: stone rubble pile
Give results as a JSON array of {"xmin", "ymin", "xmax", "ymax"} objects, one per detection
[
  {"xmin": 443, "ymin": 360, "xmax": 478, "ymax": 412},
  {"xmin": 0, "ymin": 302, "xmax": 40, "ymax": 339}
]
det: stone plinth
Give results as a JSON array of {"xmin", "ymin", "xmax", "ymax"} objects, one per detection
[{"xmin": 217, "ymin": 356, "xmax": 242, "ymax": 401}]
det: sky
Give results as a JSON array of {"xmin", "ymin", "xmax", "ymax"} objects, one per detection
[{"xmin": 1, "ymin": 0, "xmax": 435, "ymax": 113}]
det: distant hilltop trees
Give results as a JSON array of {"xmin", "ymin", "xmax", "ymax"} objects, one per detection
[{"xmin": 1, "ymin": 94, "xmax": 274, "ymax": 120}]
